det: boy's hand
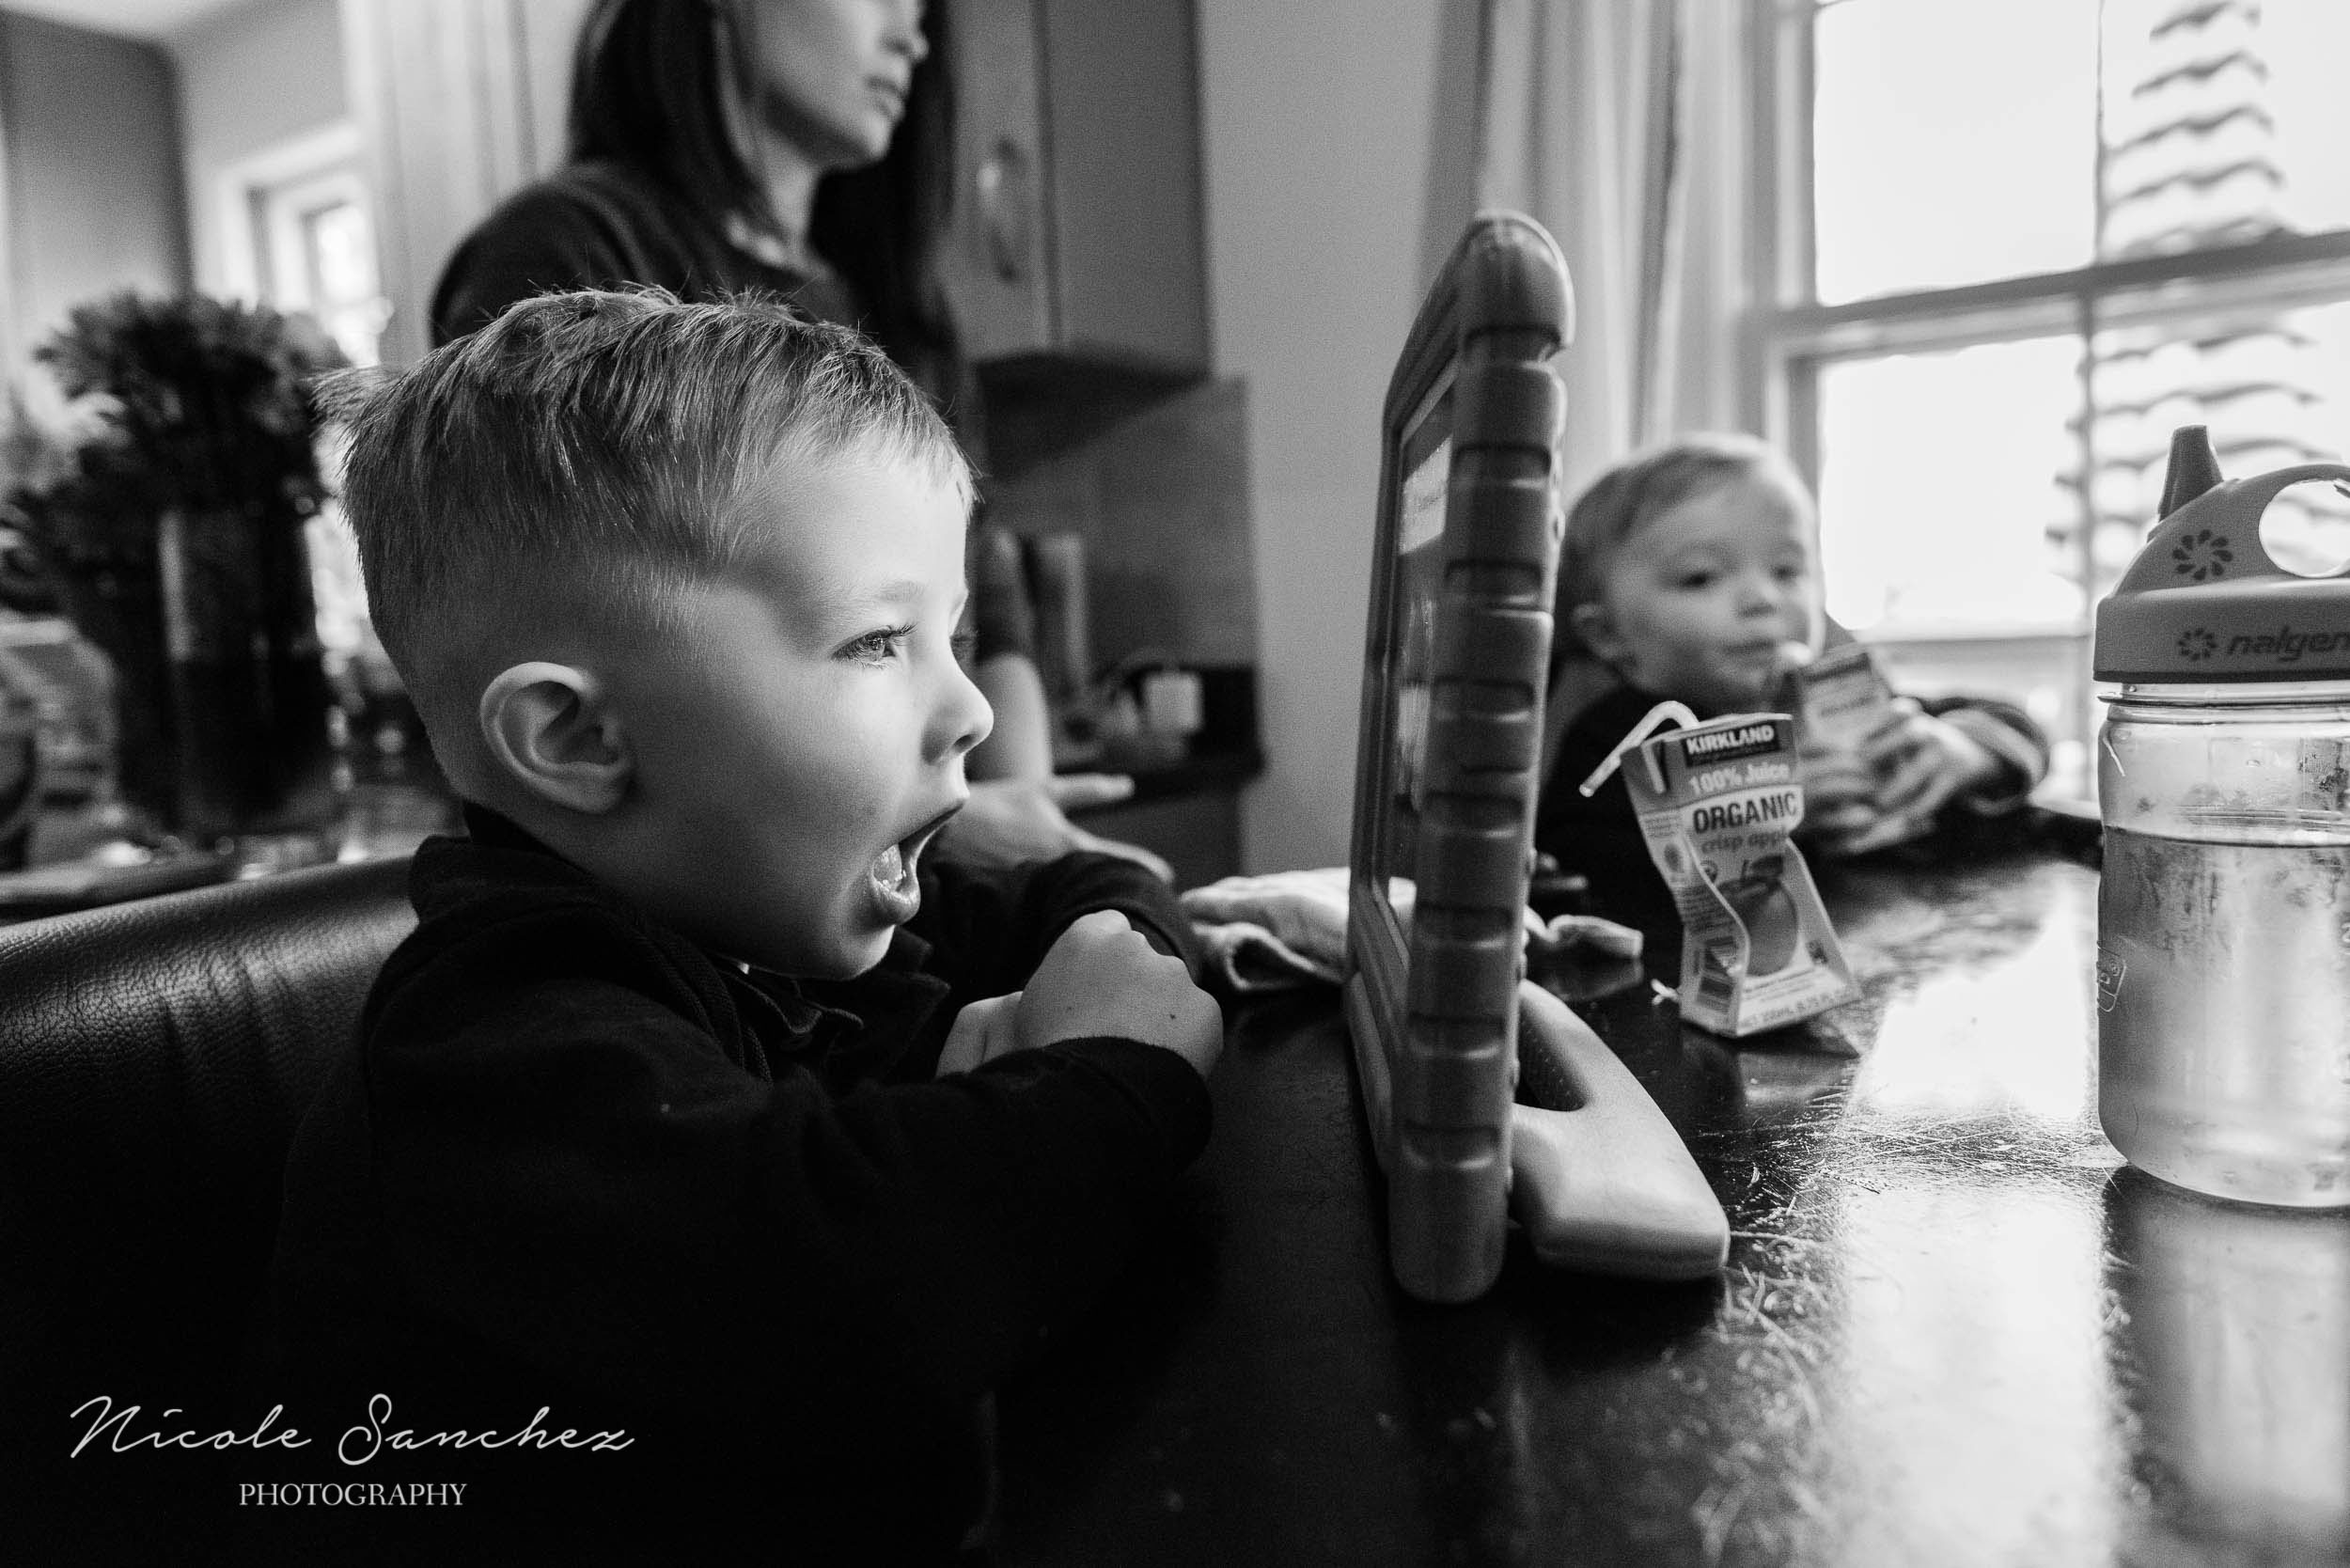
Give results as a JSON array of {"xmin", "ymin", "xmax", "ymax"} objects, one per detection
[
  {"xmin": 1796, "ymin": 747, "xmax": 1879, "ymax": 850},
  {"xmin": 1804, "ymin": 698, "xmax": 2003, "ymax": 856},
  {"xmin": 1015, "ymin": 909, "xmax": 1222, "ymax": 1078},
  {"xmin": 936, "ymin": 992, "xmax": 1024, "ymax": 1076},
  {"xmin": 939, "ymin": 776, "xmax": 1176, "ymax": 883}
]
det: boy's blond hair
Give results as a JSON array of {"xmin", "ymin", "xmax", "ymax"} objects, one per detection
[{"xmin": 323, "ymin": 288, "xmax": 974, "ymax": 759}]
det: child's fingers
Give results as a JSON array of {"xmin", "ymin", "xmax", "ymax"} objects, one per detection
[
  {"xmin": 1061, "ymin": 907, "xmax": 1138, "ymax": 941},
  {"xmin": 1803, "ymin": 808, "xmax": 1882, "ymax": 859},
  {"xmin": 1017, "ymin": 910, "xmax": 1220, "ymax": 1073},
  {"xmin": 1807, "ymin": 800, "xmax": 1878, "ymax": 837},
  {"xmin": 1856, "ymin": 700, "xmax": 1927, "ymax": 769},
  {"xmin": 1803, "ymin": 761, "xmax": 1875, "ymax": 814},
  {"xmin": 1872, "ymin": 732, "xmax": 1975, "ymax": 825},
  {"xmin": 1043, "ymin": 773, "xmax": 1136, "ymax": 810},
  {"xmin": 937, "ymin": 992, "xmax": 1025, "ymax": 1076}
]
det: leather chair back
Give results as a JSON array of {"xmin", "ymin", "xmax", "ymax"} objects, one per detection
[{"xmin": 0, "ymin": 857, "xmax": 415, "ymax": 1562}]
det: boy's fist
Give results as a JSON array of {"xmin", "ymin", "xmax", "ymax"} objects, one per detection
[{"xmin": 1015, "ymin": 910, "xmax": 1222, "ymax": 1079}]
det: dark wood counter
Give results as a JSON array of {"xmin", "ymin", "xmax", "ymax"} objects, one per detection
[{"xmin": 995, "ymin": 828, "xmax": 2350, "ymax": 1567}]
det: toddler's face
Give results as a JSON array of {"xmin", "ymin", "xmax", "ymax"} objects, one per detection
[
  {"xmin": 614, "ymin": 450, "xmax": 991, "ymax": 977},
  {"xmin": 1575, "ymin": 476, "xmax": 1825, "ymax": 717}
]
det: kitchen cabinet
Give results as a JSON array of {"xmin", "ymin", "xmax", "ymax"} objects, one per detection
[{"xmin": 945, "ymin": 0, "xmax": 1210, "ymax": 390}]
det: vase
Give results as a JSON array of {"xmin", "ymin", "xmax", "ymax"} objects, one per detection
[
  {"xmin": 153, "ymin": 508, "xmax": 336, "ymax": 843},
  {"xmin": 53, "ymin": 565, "xmax": 180, "ymax": 834}
]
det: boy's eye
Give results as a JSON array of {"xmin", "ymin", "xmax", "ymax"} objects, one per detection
[
  {"xmin": 1673, "ymin": 570, "xmax": 1716, "ymax": 591},
  {"xmin": 951, "ymin": 629, "xmax": 979, "ymax": 667},
  {"xmin": 841, "ymin": 624, "xmax": 914, "ymax": 664}
]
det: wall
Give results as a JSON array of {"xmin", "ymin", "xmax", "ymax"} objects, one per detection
[
  {"xmin": 984, "ymin": 376, "xmax": 1259, "ymax": 681},
  {"xmin": 168, "ymin": 0, "xmax": 345, "ymax": 295},
  {"xmin": 1195, "ymin": 0, "xmax": 1471, "ymax": 870},
  {"xmin": 0, "ymin": 9, "xmax": 187, "ymax": 394},
  {"xmin": 338, "ymin": 0, "xmax": 593, "ymax": 366}
]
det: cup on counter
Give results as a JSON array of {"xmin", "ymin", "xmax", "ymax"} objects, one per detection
[{"xmin": 1139, "ymin": 667, "xmax": 1203, "ymax": 740}]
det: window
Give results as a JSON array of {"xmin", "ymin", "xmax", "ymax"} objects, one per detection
[
  {"xmin": 1756, "ymin": 0, "xmax": 2350, "ymax": 796},
  {"xmin": 214, "ymin": 123, "xmax": 390, "ymax": 672},
  {"xmin": 216, "ymin": 122, "xmax": 390, "ymax": 368},
  {"xmin": 254, "ymin": 165, "xmax": 389, "ymax": 369}
]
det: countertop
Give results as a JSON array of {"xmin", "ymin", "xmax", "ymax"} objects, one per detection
[{"xmin": 990, "ymin": 823, "xmax": 2350, "ymax": 1567}]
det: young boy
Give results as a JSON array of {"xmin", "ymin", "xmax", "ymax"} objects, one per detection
[
  {"xmin": 1537, "ymin": 432, "xmax": 2047, "ymax": 921},
  {"xmin": 243, "ymin": 290, "xmax": 1221, "ymax": 1562}
]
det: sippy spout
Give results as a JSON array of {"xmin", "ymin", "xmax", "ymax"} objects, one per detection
[{"xmin": 2156, "ymin": 424, "xmax": 2224, "ymax": 520}]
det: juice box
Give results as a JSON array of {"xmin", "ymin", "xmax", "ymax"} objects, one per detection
[
  {"xmin": 1783, "ymin": 640, "xmax": 1898, "ymax": 758},
  {"xmin": 1620, "ymin": 713, "xmax": 1857, "ymax": 1036}
]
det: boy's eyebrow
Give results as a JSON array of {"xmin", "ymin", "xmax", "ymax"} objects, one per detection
[{"xmin": 822, "ymin": 579, "xmax": 929, "ymax": 616}]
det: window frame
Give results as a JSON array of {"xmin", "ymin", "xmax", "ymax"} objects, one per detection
[
  {"xmin": 214, "ymin": 119, "xmax": 388, "ymax": 367},
  {"xmin": 1745, "ymin": 0, "xmax": 2350, "ymax": 776}
]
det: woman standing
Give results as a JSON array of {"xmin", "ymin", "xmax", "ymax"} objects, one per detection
[{"xmin": 433, "ymin": 0, "xmax": 1162, "ymax": 872}]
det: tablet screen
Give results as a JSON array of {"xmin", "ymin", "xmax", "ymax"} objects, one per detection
[{"xmin": 1375, "ymin": 374, "xmax": 1453, "ymax": 929}]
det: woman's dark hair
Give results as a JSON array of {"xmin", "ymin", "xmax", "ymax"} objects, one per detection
[{"xmin": 566, "ymin": 0, "xmax": 965, "ymax": 407}]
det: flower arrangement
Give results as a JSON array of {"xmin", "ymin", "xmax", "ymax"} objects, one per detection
[
  {"xmin": 0, "ymin": 291, "xmax": 349, "ymax": 838},
  {"xmin": 3, "ymin": 291, "xmax": 345, "ymax": 577}
]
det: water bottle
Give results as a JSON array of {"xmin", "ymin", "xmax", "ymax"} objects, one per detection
[{"xmin": 2092, "ymin": 426, "xmax": 2350, "ymax": 1208}]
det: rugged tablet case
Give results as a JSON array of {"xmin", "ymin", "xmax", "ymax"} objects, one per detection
[{"xmin": 1345, "ymin": 212, "xmax": 1572, "ymax": 1303}]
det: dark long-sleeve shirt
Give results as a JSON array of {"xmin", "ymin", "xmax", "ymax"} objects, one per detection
[{"xmin": 246, "ymin": 807, "xmax": 1210, "ymax": 1562}]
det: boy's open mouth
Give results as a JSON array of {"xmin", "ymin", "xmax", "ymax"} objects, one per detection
[{"xmin": 866, "ymin": 804, "xmax": 963, "ymax": 922}]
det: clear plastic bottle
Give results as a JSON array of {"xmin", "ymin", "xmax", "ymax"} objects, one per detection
[
  {"xmin": 2093, "ymin": 427, "xmax": 2350, "ymax": 1208},
  {"xmin": 2097, "ymin": 683, "xmax": 2350, "ymax": 1206}
]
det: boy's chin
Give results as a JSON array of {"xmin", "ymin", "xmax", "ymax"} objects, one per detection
[
  {"xmin": 718, "ymin": 924, "xmax": 894, "ymax": 981},
  {"xmin": 803, "ymin": 928, "xmax": 899, "ymax": 981}
]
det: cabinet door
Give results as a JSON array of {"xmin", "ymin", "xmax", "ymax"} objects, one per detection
[
  {"xmin": 948, "ymin": 0, "xmax": 1054, "ymax": 360},
  {"xmin": 946, "ymin": 0, "xmax": 1209, "ymax": 380}
]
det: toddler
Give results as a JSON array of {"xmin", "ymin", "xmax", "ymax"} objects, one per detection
[
  {"xmin": 245, "ymin": 290, "xmax": 1221, "ymax": 1563},
  {"xmin": 1537, "ymin": 433, "xmax": 2046, "ymax": 919}
]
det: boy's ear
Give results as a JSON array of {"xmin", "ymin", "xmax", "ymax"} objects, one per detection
[
  {"xmin": 478, "ymin": 662, "xmax": 632, "ymax": 814},
  {"xmin": 1569, "ymin": 602, "xmax": 1628, "ymax": 668}
]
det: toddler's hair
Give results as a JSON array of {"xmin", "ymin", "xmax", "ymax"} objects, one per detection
[
  {"xmin": 1560, "ymin": 431, "xmax": 1812, "ymax": 615},
  {"xmin": 323, "ymin": 287, "xmax": 973, "ymax": 711}
]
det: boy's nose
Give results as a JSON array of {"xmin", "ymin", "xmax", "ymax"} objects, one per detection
[
  {"xmin": 1735, "ymin": 576, "xmax": 1783, "ymax": 617},
  {"xmin": 930, "ymin": 657, "xmax": 993, "ymax": 766},
  {"xmin": 890, "ymin": 3, "xmax": 930, "ymax": 65}
]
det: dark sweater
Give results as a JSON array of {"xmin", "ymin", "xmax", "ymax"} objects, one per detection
[
  {"xmin": 245, "ymin": 808, "xmax": 1211, "ymax": 1563},
  {"xmin": 431, "ymin": 160, "xmax": 864, "ymax": 359}
]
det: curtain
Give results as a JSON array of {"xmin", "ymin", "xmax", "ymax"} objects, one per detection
[{"xmin": 1474, "ymin": 0, "xmax": 1750, "ymax": 495}]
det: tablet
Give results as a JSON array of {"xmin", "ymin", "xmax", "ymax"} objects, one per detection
[
  {"xmin": 1343, "ymin": 212, "xmax": 1569, "ymax": 1302},
  {"xmin": 1345, "ymin": 212, "xmax": 1727, "ymax": 1302}
]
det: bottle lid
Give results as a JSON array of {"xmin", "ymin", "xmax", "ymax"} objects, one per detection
[{"xmin": 2092, "ymin": 430, "xmax": 2350, "ymax": 684}]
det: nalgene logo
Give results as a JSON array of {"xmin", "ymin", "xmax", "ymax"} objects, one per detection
[
  {"xmin": 2224, "ymin": 624, "xmax": 2350, "ymax": 663},
  {"xmin": 1680, "ymin": 723, "xmax": 1779, "ymax": 763}
]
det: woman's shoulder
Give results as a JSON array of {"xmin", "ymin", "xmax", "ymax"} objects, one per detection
[{"xmin": 428, "ymin": 161, "xmax": 722, "ymax": 344}]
